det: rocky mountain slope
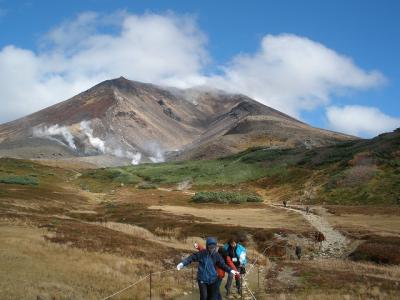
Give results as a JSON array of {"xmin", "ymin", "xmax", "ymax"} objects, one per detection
[{"xmin": 0, "ymin": 77, "xmax": 355, "ymax": 165}]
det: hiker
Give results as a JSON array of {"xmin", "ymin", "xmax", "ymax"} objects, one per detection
[
  {"xmin": 195, "ymin": 242, "xmax": 239, "ymax": 300},
  {"xmin": 314, "ymin": 231, "xmax": 325, "ymax": 250},
  {"xmin": 283, "ymin": 200, "xmax": 287, "ymax": 207},
  {"xmin": 223, "ymin": 238, "xmax": 247, "ymax": 296},
  {"xmin": 217, "ymin": 248, "xmax": 240, "ymax": 300},
  {"xmin": 177, "ymin": 237, "xmax": 239, "ymax": 300},
  {"xmin": 295, "ymin": 245, "xmax": 302, "ymax": 259},
  {"xmin": 305, "ymin": 206, "xmax": 310, "ymax": 214}
]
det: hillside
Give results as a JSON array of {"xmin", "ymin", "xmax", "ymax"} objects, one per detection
[
  {"xmin": 0, "ymin": 77, "xmax": 355, "ymax": 166},
  {"xmin": 82, "ymin": 128, "xmax": 400, "ymax": 205}
]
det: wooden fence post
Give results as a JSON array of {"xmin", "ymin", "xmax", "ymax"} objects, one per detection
[
  {"xmin": 240, "ymin": 274, "xmax": 243, "ymax": 299},
  {"xmin": 149, "ymin": 271, "xmax": 152, "ymax": 300}
]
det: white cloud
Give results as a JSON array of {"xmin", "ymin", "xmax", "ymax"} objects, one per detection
[
  {"xmin": 0, "ymin": 12, "xmax": 387, "ymax": 125},
  {"xmin": 0, "ymin": 12, "xmax": 208, "ymax": 123},
  {"xmin": 326, "ymin": 105, "xmax": 400, "ymax": 137},
  {"xmin": 209, "ymin": 34, "xmax": 385, "ymax": 117}
]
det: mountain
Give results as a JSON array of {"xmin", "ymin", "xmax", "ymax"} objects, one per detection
[{"xmin": 0, "ymin": 77, "xmax": 355, "ymax": 166}]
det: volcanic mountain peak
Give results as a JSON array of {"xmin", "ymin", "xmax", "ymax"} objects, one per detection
[{"xmin": 0, "ymin": 77, "xmax": 356, "ymax": 166}]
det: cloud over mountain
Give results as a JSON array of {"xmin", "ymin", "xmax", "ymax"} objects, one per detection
[{"xmin": 0, "ymin": 11, "xmax": 387, "ymax": 134}]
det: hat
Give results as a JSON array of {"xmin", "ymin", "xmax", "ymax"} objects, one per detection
[{"xmin": 206, "ymin": 237, "xmax": 217, "ymax": 246}]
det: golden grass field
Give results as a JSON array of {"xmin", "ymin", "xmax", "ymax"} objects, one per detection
[{"xmin": 149, "ymin": 205, "xmax": 312, "ymax": 231}]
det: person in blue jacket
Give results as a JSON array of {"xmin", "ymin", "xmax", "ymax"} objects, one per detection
[
  {"xmin": 177, "ymin": 237, "xmax": 239, "ymax": 300},
  {"xmin": 223, "ymin": 238, "xmax": 247, "ymax": 295}
]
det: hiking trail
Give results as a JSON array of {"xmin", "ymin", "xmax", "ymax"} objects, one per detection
[{"xmin": 277, "ymin": 205, "xmax": 349, "ymax": 258}]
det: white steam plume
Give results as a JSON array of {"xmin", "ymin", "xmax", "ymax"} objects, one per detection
[
  {"xmin": 128, "ymin": 152, "xmax": 142, "ymax": 165},
  {"xmin": 80, "ymin": 120, "xmax": 106, "ymax": 153},
  {"xmin": 80, "ymin": 120, "xmax": 142, "ymax": 165},
  {"xmin": 145, "ymin": 141, "xmax": 165, "ymax": 163},
  {"xmin": 33, "ymin": 124, "xmax": 77, "ymax": 150},
  {"xmin": 110, "ymin": 147, "xmax": 142, "ymax": 165}
]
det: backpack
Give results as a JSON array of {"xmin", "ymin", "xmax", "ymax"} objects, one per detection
[{"xmin": 223, "ymin": 243, "xmax": 247, "ymax": 266}]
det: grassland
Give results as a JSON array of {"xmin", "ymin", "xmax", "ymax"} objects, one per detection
[{"xmin": 0, "ymin": 129, "xmax": 400, "ymax": 299}]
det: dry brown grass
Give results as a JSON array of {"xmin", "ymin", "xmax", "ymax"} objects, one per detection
[
  {"xmin": 0, "ymin": 222, "xmax": 193, "ymax": 300},
  {"xmin": 91, "ymin": 221, "xmax": 202, "ymax": 251},
  {"xmin": 327, "ymin": 213, "xmax": 400, "ymax": 236},
  {"xmin": 307, "ymin": 258, "xmax": 400, "ymax": 281},
  {"xmin": 257, "ymin": 292, "xmax": 400, "ymax": 300},
  {"xmin": 326, "ymin": 205, "xmax": 400, "ymax": 216},
  {"xmin": 264, "ymin": 258, "xmax": 400, "ymax": 300},
  {"xmin": 349, "ymin": 236, "xmax": 400, "ymax": 264},
  {"xmin": 149, "ymin": 205, "xmax": 312, "ymax": 231},
  {"xmin": 113, "ymin": 187, "xmax": 192, "ymax": 206}
]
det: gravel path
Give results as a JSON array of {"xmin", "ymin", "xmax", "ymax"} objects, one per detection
[{"xmin": 279, "ymin": 205, "xmax": 350, "ymax": 258}]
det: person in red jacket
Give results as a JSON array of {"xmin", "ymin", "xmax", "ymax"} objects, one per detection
[{"xmin": 195, "ymin": 242, "xmax": 239, "ymax": 300}]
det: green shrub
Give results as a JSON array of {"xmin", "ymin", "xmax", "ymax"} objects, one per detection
[
  {"xmin": 0, "ymin": 175, "xmax": 38, "ymax": 186},
  {"xmin": 85, "ymin": 168, "xmax": 141, "ymax": 185},
  {"xmin": 137, "ymin": 182, "xmax": 158, "ymax": 189},
  {"xmin": 191, "ymin": 191, "xmax": 262, "ymax": 204}
]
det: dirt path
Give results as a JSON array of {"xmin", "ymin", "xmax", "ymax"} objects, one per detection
[{"xmin": 277, "ymin": 205, "xmax": 350, "ymax": 258}]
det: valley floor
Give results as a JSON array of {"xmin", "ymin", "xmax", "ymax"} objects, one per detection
[{"xmin": 0, "ymin": 158, "xmax": 400, "ymax": 299}]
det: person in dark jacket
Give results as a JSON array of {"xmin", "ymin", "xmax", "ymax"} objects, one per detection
[
  {"xmin": 195, "ymin": 243, "xmax": 239, "ymax": 300},
  {"xmin": 177, "ymin": 237, "xmax": 239, "ymax": 300}
]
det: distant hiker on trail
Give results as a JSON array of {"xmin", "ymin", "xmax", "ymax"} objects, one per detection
[
  {"xmin": 314, "ymin": 231, "xmax": 325, "ymax": 250},
  {"xmin": 177, "ymin": 237, "xmax": 239, "ymax": 300},
  {"xmin": 295, "ymin": 245, "xmax": 302, "ymax": 259},
  {"xmin": 195, "ymin": 242, "xmax": 239, "ymax": 300},
  {"xmin": 223, "ymin": 238, "xmax": 247, "ymax": 296},
  {"xmin": 306, "ymin": 206, "xmax": 310, "ymax": 214},
  {"xmin": 283, "ymin": 200, "xmax": 287, "ymax": 207}
]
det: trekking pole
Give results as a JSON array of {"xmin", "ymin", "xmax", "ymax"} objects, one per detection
[
  {"xmin": 149, "ymin": 271, "xmax": 152, "ymax": 300},
  {"xmin": 257, "ymin": 265, "xmax": 260, "ymax": 289}
]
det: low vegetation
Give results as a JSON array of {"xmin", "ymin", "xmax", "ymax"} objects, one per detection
[
  {"xmin": 191, "ymin": 191, "xmax": 262, "ymax": 204},
  {"xmin": 0, "ymin": 175, "xmax": 38, "ymax": 185},
  {"xmin": 137, "ymin": 182, "xmax": 158, "ymax": 189}
]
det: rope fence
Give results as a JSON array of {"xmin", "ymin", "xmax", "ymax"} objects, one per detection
[
  {"xmin": 100, "ymin": 265, "xmax": 195, "ymax": 300},
  {"xmin": 100, "ymin": 243, "xmax": 284, "ymax": 300}
]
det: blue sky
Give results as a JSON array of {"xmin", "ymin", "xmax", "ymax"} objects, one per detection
[{"xmin": 0, "ymin": 0, "xmax": 399, "ymax": 137}]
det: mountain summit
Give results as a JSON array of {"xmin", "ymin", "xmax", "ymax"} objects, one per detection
[{"xmin": 0, "ymin": 77, "xmax": 355, "ymax": 166}]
